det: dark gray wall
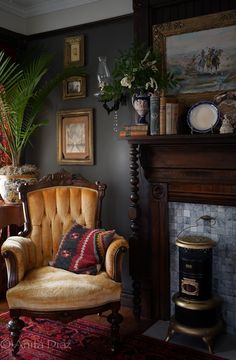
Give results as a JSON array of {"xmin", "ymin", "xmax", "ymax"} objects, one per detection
[{"xmin": 25, "ymin": 16, "xmax": 134, "ymax": 296}]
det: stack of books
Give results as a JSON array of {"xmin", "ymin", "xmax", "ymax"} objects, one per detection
[
  {"xmin": 119, "ymin": 124, "xmax": 148, "ymax": 137},
  {"xmin": 166, "ymin": 102, "xmax": 179, "ymax": 135},
  {"xmin": 159, "ymin": 95, "xmax": 185, "ymax": 135}
]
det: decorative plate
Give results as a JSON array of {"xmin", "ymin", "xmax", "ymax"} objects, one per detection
[{"xmin": 187, "ymin": 101, "xmax": 220, "ymax": 133}]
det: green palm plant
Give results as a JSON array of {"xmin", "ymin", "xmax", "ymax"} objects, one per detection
[{"xmin": 0, "ymin": 50, "xmax": 84, "ymax": 168}]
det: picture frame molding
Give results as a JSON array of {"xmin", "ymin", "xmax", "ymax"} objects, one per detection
[
  {"xmin": 64, "ymin": 35, "xmax": 84, "ymax": 67},
  {"xmin": 57, "ymin": 108, "xmax": 94, "ymax": 165},
  {"xmin": 63, "ymin": 76, "xmax": 86, "ymax": 100}
]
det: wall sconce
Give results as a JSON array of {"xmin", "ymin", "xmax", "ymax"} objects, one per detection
[
  {"xmin": 94, "ymin": 56, "xmax": 121, "ymax": 132},
  {"xmin": 94, "ymin": 56, "xmax": 111, "ymax": 98}
]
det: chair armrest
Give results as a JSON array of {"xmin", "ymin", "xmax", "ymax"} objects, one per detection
[
  {"xmin": 105, "ymin": 234, "xmax": 129, "ymax": 282},
  {"xmin": 1, "ymin": 236, "xmax": 36, "ymax": 288}
]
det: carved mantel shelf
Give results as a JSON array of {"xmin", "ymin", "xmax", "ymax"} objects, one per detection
[
  {"xmin": 123, "ymin": 133, "xmax": 236, "ymax": 320},
  {"xmin": 128, "ymin": 133, "xmax": 236, "ymax": 205}
]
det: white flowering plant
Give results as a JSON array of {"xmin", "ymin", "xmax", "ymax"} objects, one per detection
[{"xmin": 99, "ymin": 43, "xmax": 178, "ymax": 113}]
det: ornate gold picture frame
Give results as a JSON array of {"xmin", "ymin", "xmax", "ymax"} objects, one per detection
[
  {"xmin": 64, "ymin": 35, "xmax": 84, "ymax": 67},
  {"xmin": 57, "ymin": 108, "xmax": 94, "ymax": 165},
  {"xmin": 63, "ymin": 76, "xmax": 86, "ymax": 100},
  {"xmin": 153, "ymin": 10, "xmax": 236, "ymax": 105}
]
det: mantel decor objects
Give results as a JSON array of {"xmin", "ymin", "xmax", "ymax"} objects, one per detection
[
  {"xmin": 153, "ymin": 10, "xmax": 236, "ymax": 106},
  {"xmin": 63, "ymin": 76, "xmax": 86, "ymax": 100},
  {"xmin": 57, "ymin": 108, "xmax": 94, "ymax": 165},
  {"xmin": 64, "ymin": 35, "xmax": 84, "ymax": 67},
  {"xmin": 214, "ymin": 90, "xmax": 236, "ymax": 131},
  {"xmin": 99, "ymin": 43, "xmax": 178, "ymax": 120}
]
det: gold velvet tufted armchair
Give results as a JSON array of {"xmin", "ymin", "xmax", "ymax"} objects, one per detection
[{"xmin": 1, "ymin": 172, "xmax": 128, "ymax": 356}]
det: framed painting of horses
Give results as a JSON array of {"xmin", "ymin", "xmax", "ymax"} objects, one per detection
[{"xmin": 153, "ymin": 10, "xmax": 236, "ymax": 105}]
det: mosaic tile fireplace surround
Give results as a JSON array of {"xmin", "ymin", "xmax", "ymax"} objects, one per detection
[
  {"xmin": 169, "ymin": 202, "xmax": 236, "ymax": 334},
  {"xmin": 127, "ymin": 134, "xmax": 236, "ymax": 334}
]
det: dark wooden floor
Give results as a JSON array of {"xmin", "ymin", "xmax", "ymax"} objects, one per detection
[
  {"xmin": 86, "ymin": 307, "xmax": 153, "ymax": 336},
  {"xmin": 0, "ymin": 299, "xmax": 153, "ymax": 337},
  {"xmin": 0, "ymin": 299, "xmax": 8, "ymax": 312}
]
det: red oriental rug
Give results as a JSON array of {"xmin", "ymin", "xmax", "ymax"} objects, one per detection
[{"xmin": 0, "ymin": 312, "xmax": 226, "ymax": 359}]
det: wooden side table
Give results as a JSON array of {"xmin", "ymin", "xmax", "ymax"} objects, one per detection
[{"xmin": 0, "ymin": 200, "xmax": 24, "ymax": 298}]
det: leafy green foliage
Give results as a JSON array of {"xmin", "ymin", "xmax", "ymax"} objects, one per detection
[
  {"xmin": 0, "ymin": 51, "xmax": 85, "ymax": 167},
  {"xmin": 100, "ymin": 43, "xmax": 178, "ymax": 105}
]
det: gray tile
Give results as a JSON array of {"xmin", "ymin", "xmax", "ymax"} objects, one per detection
[
  {"xmin": 169, "ymin": 202, "xmax": 236, "ymax": 335},
  {"xmin": 143, "ymin": 320, "xmax": 236, "ymax": 360}
]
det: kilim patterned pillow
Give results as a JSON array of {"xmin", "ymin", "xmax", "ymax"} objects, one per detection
[{"xmin": 52, "ymin": 224, "xmax": 115, "ymax": 275}]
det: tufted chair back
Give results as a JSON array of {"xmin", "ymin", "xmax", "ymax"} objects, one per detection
[
  {"xmin": 19, "ymin": 172, "xmax": 106, "ymax": 268},
  {"xmin": 26, "ymin": 186, "xmax": 98, "ymax": 267}
]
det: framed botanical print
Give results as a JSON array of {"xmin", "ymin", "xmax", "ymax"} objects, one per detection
[
  {"xmin": 57, "ymin": 108, "xmax": 94, "ymax": 165},
  {"xmin": 64, "ymin": 35, "xmax": 84, "ymax": 67}
]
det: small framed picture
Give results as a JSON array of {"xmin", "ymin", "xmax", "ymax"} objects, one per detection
[
  {"xmin": 63, "ymin": 76, "xmax": 86, "ymax": 100},
  {"xmin": 57, "ymin": 108, "xmax": 94, "ymax": 165},
  {"xmin": 64, "ymin": 35, "xmax": 84, "ymax": 67}
]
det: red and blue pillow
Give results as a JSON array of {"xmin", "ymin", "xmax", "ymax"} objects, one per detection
[{"xmin": 52, "ymin": 224, "xmax": 115, "ymax": 275}]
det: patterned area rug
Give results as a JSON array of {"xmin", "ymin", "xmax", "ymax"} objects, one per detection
[{"xmin": 0, "ymin": 312, "xmax": 226, "ymax": 359}]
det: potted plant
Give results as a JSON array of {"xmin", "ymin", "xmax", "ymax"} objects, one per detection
[
  {"xmin": 98, "ymin": 43, "xmax": 178, "ymax": 122},
  {"xmin": 0, "ymin": 50, "xmax": 84, "ymax": 203}
]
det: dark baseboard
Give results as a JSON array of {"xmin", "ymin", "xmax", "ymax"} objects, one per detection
[
  {"xmin": 121, "ymin": 289, "xmax": 133, "ymax": 308},
  {"xmin": 121, "ymin": 284, "xmax": 154, "ymax": 320}
]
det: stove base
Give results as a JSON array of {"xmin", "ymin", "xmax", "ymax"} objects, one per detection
[
  {"xmin": 165, "ymin": 293, "xmax": 224, "ymax": 353},
  {"xmin": 174, "ymin": 293, "xmax": 222, "ymax": 328},
  {"xmin": 165, "ymin": 316, "xmax": 224, "ymax": 354}
]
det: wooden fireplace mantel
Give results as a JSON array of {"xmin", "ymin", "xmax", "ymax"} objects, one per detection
[
  {"xmin": 130, "ymin": 133, "xmax": 236, "ymax": 204},
  {"xmin": 124, "ymin": 133, "xmax": 236, "ymax": 320}
]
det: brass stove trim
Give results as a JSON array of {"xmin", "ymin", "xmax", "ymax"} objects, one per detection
[
  {"xmin": 173, "ymin": 293, "xmax": 222, "ymax": 310},
  {"xmin": 176, "ymin": 235, "xmax": 216, "ymax": 249},
  {"xmin": 181, "ymin": 278, "xmax": 199, "ymax": 296},
  {"xmin": 165, "ymin": 316, "xmax": 224, "ymax": 354}
]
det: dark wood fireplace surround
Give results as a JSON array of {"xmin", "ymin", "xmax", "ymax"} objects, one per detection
[
  {"xmin": 127, "ymin": 133, "xmax": 236, "ymax": 320},
  {"xmin": 130, "ymin": 0, "xmax": 236, "ymax": 320}
]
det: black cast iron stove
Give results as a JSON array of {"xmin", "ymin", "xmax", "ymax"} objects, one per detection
[{"xmin": 165, "ymin": 234, "xmax": 223, "ymax": 353}]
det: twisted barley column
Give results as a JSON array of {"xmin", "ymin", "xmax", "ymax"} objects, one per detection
[{"xmin": 128, "ymin": 143, "xmax": 141, "ymax": 318}]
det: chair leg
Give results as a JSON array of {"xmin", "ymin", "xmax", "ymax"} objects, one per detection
[
  {"xmin": 7, "ymin": 317, "xmax": 25, "ymax": 356},
  {"xmin": 107, "ymin": 308, "xmax": 123, "ymax": 353}
]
